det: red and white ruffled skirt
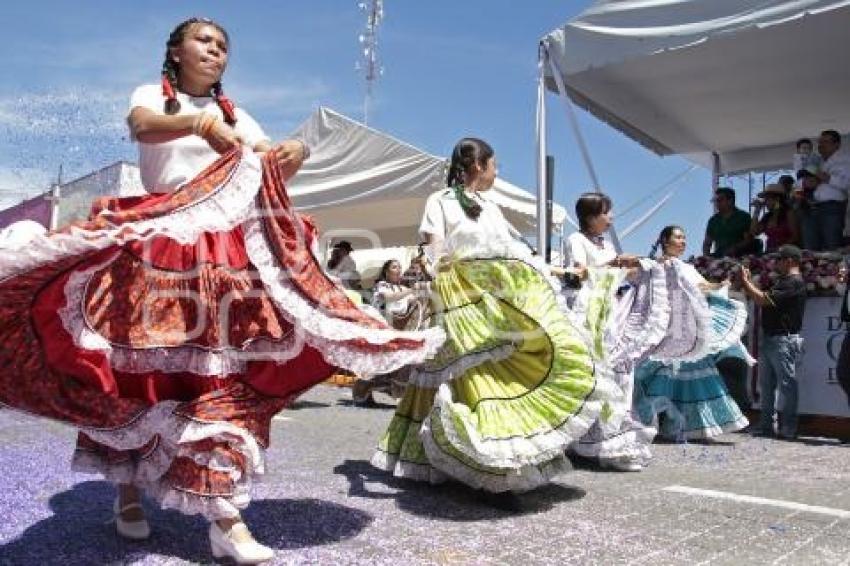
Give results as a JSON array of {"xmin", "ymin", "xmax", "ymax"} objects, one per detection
[{"xmin": 0, "ymin": 150, "xmax": 444, "ymax": 519}]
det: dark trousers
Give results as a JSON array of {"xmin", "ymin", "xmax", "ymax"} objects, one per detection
[
  {"xmin": 759, "ymin": 334, "xmax": 803, "ymax": 437},
  {"xmin": 802, "ymin": 200, "xmax": 846, "ymax": 251},
  {"xmin": 836, "ymin": 332, "xmax": 850, "ymax": 407}
]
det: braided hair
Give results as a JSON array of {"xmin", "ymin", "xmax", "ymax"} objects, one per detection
[
  {"xmin": 649, "ymin": 225, "xmax": 685, "ymax": 258},
  {"xmin": 446, "ymin": 137, "xmax": 494, "ymax": 220},
  {"xmin": 161, "ymin": 18, "xmax": 237, "ymax": 126}
]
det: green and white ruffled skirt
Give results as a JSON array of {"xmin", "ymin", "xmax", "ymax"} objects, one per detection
[{"xmin": 371, "ymin": 256, "xmax": 621, "ymax": 492}]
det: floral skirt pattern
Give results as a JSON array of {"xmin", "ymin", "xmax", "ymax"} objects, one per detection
[{"xmin": 0, "ymin": 150, "xmax": 444, "ymax": 519}]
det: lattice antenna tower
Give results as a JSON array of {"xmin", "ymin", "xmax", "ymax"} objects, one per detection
[{"xmin": 356, "ymin": 0, "xmax": 384, "ymax": 125}]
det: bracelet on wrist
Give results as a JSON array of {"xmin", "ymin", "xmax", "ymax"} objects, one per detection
[
  {"xmin": 192, "ymin": 113, "xmax": 206, "ymax": 135},
  {"xmin": 201, "ymin": 115, "xmax": 217, "ymax": 139},
  {"xmin": 193, "ymin": 113, "xmax": 217, "ymax": 139}
]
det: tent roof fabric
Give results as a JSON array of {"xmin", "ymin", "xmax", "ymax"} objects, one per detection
[
  {"xmin": 543, "ymin": 0, "xmax": 850, "ymax": 174},
  {"xmin": 288, "ymin": 107, "xmax": 566, "ymax": 246}
]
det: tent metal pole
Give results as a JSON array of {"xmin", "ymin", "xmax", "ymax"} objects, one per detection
[
  {"xmin": 711, "ymin": 152, "xmax": 721, "ymax": 191},
  {"xmin": 545, "ymin": 154, "xmax": 554, "ymax": 262},
  {"xmin": 546, "ymin": 53, "xmax": 622, "ymax": 253},
  {"xmin": 748, "ymin": 172, "xmax": 754, "ymax": 215},
  {"xmin": 536, "ymin": 43, "xmax": 548, "ymax": 256},
  {"xmin": 711, "ymin": 152, "xmax": 721, "ymax": 214}
]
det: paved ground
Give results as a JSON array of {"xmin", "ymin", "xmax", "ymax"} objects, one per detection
[{"xmin": 1, "ymin": 384, "xmax": 849, "ymax": 565}]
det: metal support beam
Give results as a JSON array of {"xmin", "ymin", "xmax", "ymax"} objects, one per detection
[{"xmin": 535, "ymin": 43, "xmax": 548, "ymax": 256}]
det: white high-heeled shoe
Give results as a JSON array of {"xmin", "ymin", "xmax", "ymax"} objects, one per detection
[
  {"xmin": 209, "ymin": 521, "xmax": 274, "ymax": 564},
  {"xmin": 112, "ymin": 498, "xmax": 151, "ymax": 540}
]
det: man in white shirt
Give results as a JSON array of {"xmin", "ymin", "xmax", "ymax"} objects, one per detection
[{"xmin": 812, "ymin": 130, "xmax": 850, "ymax": 250}]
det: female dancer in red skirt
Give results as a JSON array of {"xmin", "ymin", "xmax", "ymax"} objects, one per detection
[{"xmin": 0, "ymin": 18, "xmax": 442, "ymax": 564}]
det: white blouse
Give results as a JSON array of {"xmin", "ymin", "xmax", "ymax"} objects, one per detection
[
  {"xmin": 418, "ymin": 188, "xmax": 525, "ymax": 260},
  {"xmin": 371, "ymin": 281, "xmax": 412, "ymax": 314},
  {"xmin": 564, "ymin": 231, "xmax": 617, "ymax": 268},
  {"xmin": 128, "ymin": 84, "xmax": 270, "ymax": 193}
]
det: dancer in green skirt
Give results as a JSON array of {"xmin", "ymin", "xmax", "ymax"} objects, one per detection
[{"xmin": 371, "ymin": 138, "xmax": 621, "ymax": 492}]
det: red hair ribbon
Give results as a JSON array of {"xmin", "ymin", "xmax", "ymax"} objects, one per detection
[
  {"xmin": 161, "ymin": 74, "xmax": 176, "ymax": 101},
  {"xmin": 215, "ymin": 92, "xmax": 237, "ymax": 126}
]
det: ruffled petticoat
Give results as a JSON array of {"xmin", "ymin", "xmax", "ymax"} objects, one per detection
[
  {"xmin": 0, "ymin": 149, "xmax": 444, "ymax": 519},
  {"xmin": 568, "ymin": 260, "xmax": 748, "ymax": 463},
  {"xmin": 633, "ymin": 291, "xmax": 750, "ymax": 440},
  {"xmin": 568, "ymin": 261, "xmax": 669, "ymax": 465},
  {"xmin": 372, "ymin": 252, "xmax": 621, "ymax": 492}
]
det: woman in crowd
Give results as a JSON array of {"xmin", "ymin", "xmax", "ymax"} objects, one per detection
[
  {"xmin": 633, "ymin": 226, "xmax": 750, "ymax": 441},
  {"xmin": 751, "ymin": 183, "xmax": 799, "ymax": 253},
  {"xmin": 0, "ymin": 18, "xmax": 443, "ymax": 564},
  {"xmin": 370, "ymin": 259, "xmax": 428, "ymax": 330},
  {"xmin": 352, "ymin": 258, "xmax": 431, "ymax": 405},
  {"xmin": 372, "ymin": 138, "xmax": 621, "ymax": 495},
  {"xmin": 326, "ymin": 240, "xmax": 362, "ymax": 290}
]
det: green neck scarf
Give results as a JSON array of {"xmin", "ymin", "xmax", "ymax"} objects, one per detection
[{"xmin": 453, "ymin": 184, "xmax": 483, "ymax": 220}]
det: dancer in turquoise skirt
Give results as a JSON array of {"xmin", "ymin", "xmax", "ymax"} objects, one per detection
[{"xmin": 634, "ymin": 226, "xmax": 750, "ymax": 440}]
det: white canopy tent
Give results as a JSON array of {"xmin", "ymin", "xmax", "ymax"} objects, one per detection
[
  {"xmin": 288, "ymin": 107, "xmax": 567, "ymax": 252},
  {"xmin": 537, "ymin": 0, "xmax": 850, "ymax": 248}
]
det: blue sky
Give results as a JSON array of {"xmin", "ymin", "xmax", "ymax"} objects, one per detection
[{"xmin": 0, "ymin": 0, "xmax": 729, "ymax": 254}]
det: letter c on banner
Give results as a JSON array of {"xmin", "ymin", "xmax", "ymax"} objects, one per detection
[{"xmin": 827, "ymin": 331, "xmax": 844, "ymax": 362}]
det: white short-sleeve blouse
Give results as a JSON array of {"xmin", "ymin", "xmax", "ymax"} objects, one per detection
[
  {"xmin": 418, "ymin": 188, "xmax": 522, "ymax": 260},
  {"xmin": 128, "ymin": 84, "xmax": 271, "ymax": 193},
  {"xmin": 564, "ymin": 231, "xmax": 617, "ymax": 268}
]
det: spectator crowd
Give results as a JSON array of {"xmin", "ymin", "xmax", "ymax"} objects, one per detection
[{"xmin": 704, "ymin": 130, "xmax": 850, "ymax": 256}]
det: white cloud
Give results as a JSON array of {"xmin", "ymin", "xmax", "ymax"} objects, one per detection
[
  {"xmin": 230, "ymin": 81, "xmax": 329, "ymax": 109},
  {"xmin": 0, "ymin": 87, "xmax": 136, "ymax": 185}
]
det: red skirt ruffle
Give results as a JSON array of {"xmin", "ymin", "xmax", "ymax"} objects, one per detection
[{"xmin": 0, "ymin": 149, "xmax": 443, "ymax": 518}]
